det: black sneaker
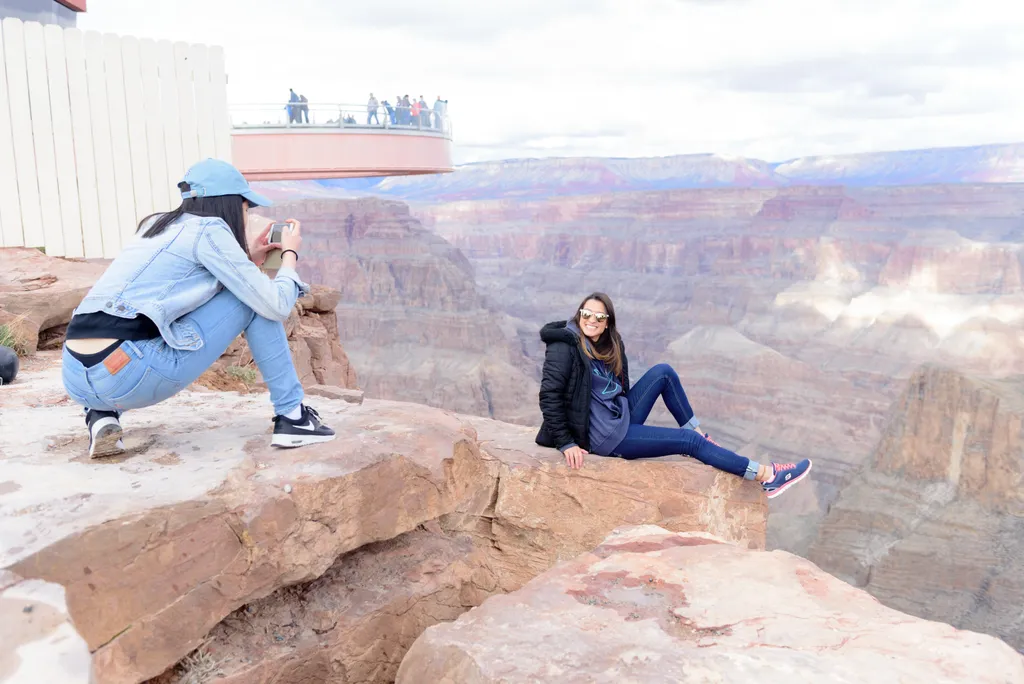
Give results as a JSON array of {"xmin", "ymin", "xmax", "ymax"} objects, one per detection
[
  {"xmin": 86, "ymin": 408, "xmax": 124, "ymax": 458},
  {"xmin": 271, "ymin": 405, "xmax": 336, "ymax": 448}
]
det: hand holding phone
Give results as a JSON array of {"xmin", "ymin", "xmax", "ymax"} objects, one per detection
[{"xmin": 261, "ymin": 220, "xmax": 302, "ymax": 270}]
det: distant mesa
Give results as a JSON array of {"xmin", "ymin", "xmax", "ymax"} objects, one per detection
[{"xmin": 253, "ymin": 142, "xmax": 1024, "ymax": 203}]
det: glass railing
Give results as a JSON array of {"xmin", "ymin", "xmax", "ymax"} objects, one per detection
[{"xmin": 230, "ymin": 102, "xmax": 453, "ymax": 138}]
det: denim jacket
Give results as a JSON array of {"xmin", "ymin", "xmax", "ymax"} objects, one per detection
[{"xmin": 74, "ymin": 213, "xmax": 309, "ymax": 351}]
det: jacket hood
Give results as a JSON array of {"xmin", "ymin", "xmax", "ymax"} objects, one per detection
[{"xmin": 540, "ymin": 320, "xmax": 580, "ymax": 346}]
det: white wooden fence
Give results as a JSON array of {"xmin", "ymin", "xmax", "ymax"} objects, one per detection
[{"xmin": 0, "ymin": 18, "xmax": 231, "ymax": 258}]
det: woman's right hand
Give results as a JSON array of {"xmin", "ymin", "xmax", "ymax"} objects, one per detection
[
  {"xmin": 563, "ymin": 445, "xmax": 588, "ymax": 470},
  {"xmin": 280, "ymin": 218, "xmax": 302, "ymax": 254}
]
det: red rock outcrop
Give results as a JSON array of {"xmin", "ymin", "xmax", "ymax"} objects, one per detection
[
  {"xmin": 0, "ymin": 248, "xmax": 106, "ymax": 354},
  {"xmin": 1, "ymin": 354, "xmax": 764, "ymax": 683},
  {"xmin": 808, "ymin": 365, "xmax": 1024, "ymax": 651},
  {"xmin": 194, "ymin": 285, "xmax": 358, "ymax": 393},
  {"xmin": 398, "ymin": 526, "xmax": 1024, "ymax": 683},
  {"xmin": 259, "ymin": 199, "xmax": 541, "ymax": 425}
]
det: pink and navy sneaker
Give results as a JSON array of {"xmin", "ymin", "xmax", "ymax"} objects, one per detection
[{"xmin": 762, "ymin": 459, "xmax": 812, "ymax": 499}]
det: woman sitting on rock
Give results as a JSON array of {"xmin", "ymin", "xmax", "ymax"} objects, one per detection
[
  {"xmin": 535, "ymin": 292, "xmax": 811, "ymax": 499},
  {"xmin": 62, "ymin": 158, "xmax": 336, "ymax": 457}
]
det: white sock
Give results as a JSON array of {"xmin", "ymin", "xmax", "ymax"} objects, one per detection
[{"xmin": 284, "ymin": 405, "xmax": 303, "ymax": 420}]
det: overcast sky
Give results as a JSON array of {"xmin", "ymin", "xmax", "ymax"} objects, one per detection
[{"xmin": 80, "ymin": 0, "xmax": 1024, "ymax": 164}]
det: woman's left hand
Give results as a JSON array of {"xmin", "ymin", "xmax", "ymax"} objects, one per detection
[{"xmin": 249, "ymin": 223, "xmax": 282, "ymax": 267}]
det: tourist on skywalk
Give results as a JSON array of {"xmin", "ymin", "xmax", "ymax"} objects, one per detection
[
  {"xmin": 287, "ymin": 88, "xmax": 300, "ymax": 124},
  {"xmin": 401, "ymin": 95, "xmax": 412, "ymax": 124},
  {"xmin": 418, "ymin": 96, "xmax": 429, "ymax": 127},
  {"xmin": 383, "ymin": 99, "xmax": 396, "ymax": 125},
  {"xmin": 298, "ymin": 93, "xmax": 309, "ymax": 123},
  {"xmin": 411, "ymin": 97, "xmax": 422, "ymax": 127},
  {"xmin": 433, "ymin": 96, "xmax": 447, "ymax": 130},
  {"xmin": 61, "ymin": 159, "xmax": 336, "ymax": 457},
  {"xmin": 367, "ymin": 93, "xmax": 379, "ymax": 125},
  {"xmin": 536, "ymin": 292, "xmax": 812, "ymax": 499}
]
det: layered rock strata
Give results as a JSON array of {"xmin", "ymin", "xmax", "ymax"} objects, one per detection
[
  {"xmin": 808, "ymin": 365, "xmax": 1024, "ymax": 651},
  {"xmin": 414, "ymin": 183, "xmax": 1024, "ymax": 553},
  {"xmin": 398, "ymin": 526, "xmax": 1024, "ymax": 683},
  {"xmin": 1, "ymin": 354, "xmax": 764, "ymax": 684},
  {"xmin": 258, "ymin": 199, "xmax": 541, "ymax": 425},
  {"xmin": 194, "ymin": 284, "xmax": 358, "ymax": 393}
]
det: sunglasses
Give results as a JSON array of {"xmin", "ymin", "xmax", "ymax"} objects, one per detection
[{"xmin": 579, "ymin": 308, "xmax": 610, "ymax": 323}]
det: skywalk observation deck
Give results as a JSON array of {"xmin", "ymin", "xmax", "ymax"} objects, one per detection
[{"xmin": 230, "ymin": 103, "xmax": 454, "ymax": 181}]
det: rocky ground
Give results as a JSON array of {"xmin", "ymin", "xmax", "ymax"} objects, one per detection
[
  {"xmin": 399, "ymin": 526, "xmax": 1024, "ymax": 683},
  {"xmin": 1, "ymin": 352, "xmax": 763, "ymax": 683}
]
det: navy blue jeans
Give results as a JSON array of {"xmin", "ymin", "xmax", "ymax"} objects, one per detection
[{"xmin": 610, "ymin": 363, "xmax": 750, "ymax": 477}]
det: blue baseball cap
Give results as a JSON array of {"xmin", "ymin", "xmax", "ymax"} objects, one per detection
[{"xmin": 180, "ymin": 158, "xmax": 272, "ymax": 207}]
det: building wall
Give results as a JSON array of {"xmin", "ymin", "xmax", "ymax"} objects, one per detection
[
  {"xmin": 0, "ymin": 0, "xmax": 78, "ymax": 28},
  {"xmin": 0, "ymin": 17, "xmax": 231, "ymax": 258}
]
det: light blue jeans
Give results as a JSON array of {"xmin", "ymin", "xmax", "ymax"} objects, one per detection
[{"xmin": 62, "ymin": 289, "xmax": 303, "ymax": 416}]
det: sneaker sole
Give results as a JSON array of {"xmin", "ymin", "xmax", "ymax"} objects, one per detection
[
  {"xmin": 271, "ymin": 433, "xmax": 337, "ymax": 448},
  {"xmin": 90, "ymin": 422, "xmax": 125, "ymax": 458},
  {"xmin": 765, "ymin": 461, "xmax": 813, "ymax": 500}
]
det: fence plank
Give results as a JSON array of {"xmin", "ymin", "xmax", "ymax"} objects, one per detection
[
  {"xmin": 4, "ymin": 19, "xmax": 44, "ymax": 251},
  {"xmin": 24, "ymin": 21, "xmax": 64, "ymax": 256},
  {"xmin": 103, "ymin": 32, "xmax": 137, "ymax": 248},
  {"xmin": 84, "ymin": 30, "xmax": 120, "ymax": 257},
  {"xmin": 0, "ymin": 23, "xmax": 24, "ymax": 247},
  {"xmin": 139, "ymin": 38, "xmax": 170, "ymax": 212},
  {"xmin": 44, "ymin": 24, "xmax": 83, "ymax": 257},
  {"xmin": 208, "ymin": 45, "xmax": 231, "ymax": 162},
  {"xmin": 121, "ymin": 36, "xmax": 153, "ymax": 223},
  {"xmin": 190, "ymin": 43, "xmax": 216, "ymax": 160},
  {"xmin": 174, "ymin": 41, "xmax": 200, "ymax": 169},
  {"xmin": 157, "ymin": 40, "xmax": 184, "ymax": 194},
  {"xmin": 64, "ymin": 27, "xmax": 103, "ymax": 258}
]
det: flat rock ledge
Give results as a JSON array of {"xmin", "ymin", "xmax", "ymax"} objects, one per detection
[
  {"xmin": 398, "ymin": 526, "xmax": 1024, "ymax": 684},
  {"xmin": 0, "ymin": 354, "xmax": 765, "ymax": 684}
]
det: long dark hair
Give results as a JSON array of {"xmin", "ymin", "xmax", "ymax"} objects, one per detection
[
  {"xmin": 138, "ymin": 181, "xmax": 249, "ymax": 256},
  {"xmin": 572, "ymin": 291, "xmax": 624, "ymax": 378}
]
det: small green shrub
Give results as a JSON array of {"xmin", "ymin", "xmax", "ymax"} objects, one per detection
[
  {"xmin": 225, "ymin": 364, "xmax": 258, "ymax": 385},
  {"xmin": 0, "ymin": 314, "xmax": 31, "ymax": 357}
]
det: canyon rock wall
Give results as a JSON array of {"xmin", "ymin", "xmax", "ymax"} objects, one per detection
[
  {"xmin": 808, "ymin": 365, "xmax": 1024, "ymax": 651},
  {"xmin": 260, "ymin": 199, "xmax": 540, "ymax": 425}
]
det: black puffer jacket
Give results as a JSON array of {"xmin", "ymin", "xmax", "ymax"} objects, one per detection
[{"xmin": 535, "ymin": 320, "xmax": 630, "ymax": 451}]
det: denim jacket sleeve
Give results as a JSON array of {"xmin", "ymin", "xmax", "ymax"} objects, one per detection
[{"xmin": 195, "ymin": 218, "xmax": 309, "ymax": 322}]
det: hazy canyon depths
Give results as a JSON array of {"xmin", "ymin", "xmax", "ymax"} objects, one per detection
[
  {"xmin": 254, "ymin": 179, "xmax": 1024, "ymax": 552},
  {"xmin": 402, "ymin": 183, "xmax": 1024, "ymax": 551},
  {"xmin": 253, "ymin": 160, "xmax": 1024, "ymax": 650}
]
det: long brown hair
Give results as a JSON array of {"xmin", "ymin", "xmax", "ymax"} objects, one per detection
[{"xmin": 573, "ymin": 292, "xmax": 624, "ymax": 378}]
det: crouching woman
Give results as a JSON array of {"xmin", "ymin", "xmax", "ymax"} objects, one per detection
[
  {"xmin": 535, "ymin": 292, "xmax": 811, "ymax": 499},
  {"xmin": 62, "ymin": 159, "xmax": 335, "ymax": 457}
]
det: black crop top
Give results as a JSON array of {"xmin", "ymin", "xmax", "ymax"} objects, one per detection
[{"xmin": 65, "ymin": 312, "xmax": 160, "ymax": 341}]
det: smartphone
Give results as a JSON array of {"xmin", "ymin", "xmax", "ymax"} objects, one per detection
[{"xmin": 262, "ymin": 222, "xmax": 291, "ymax": 270}]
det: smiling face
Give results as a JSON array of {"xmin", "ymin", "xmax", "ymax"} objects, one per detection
[{"xmin": 578, "ymin": 298, "xmax": 610, "ymax": 341}]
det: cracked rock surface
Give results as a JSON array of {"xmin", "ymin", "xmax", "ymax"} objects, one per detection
[{"xmin": 398, "ymin": 526, "xmax": 1024, "ymax": 683}]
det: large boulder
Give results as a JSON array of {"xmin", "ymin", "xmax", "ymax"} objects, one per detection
[
  {"xmin": 0, "ymin": 248, "xmax": 106, "ymax": 355},
  {"xmin": 398, "ymin": 526, "xmax": 1024, "ymax": 683}
]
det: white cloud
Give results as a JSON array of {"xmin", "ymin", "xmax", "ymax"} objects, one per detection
[{"xmin": 79, "ymin": 0, "xmax": 1024, "ymax": 164}]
